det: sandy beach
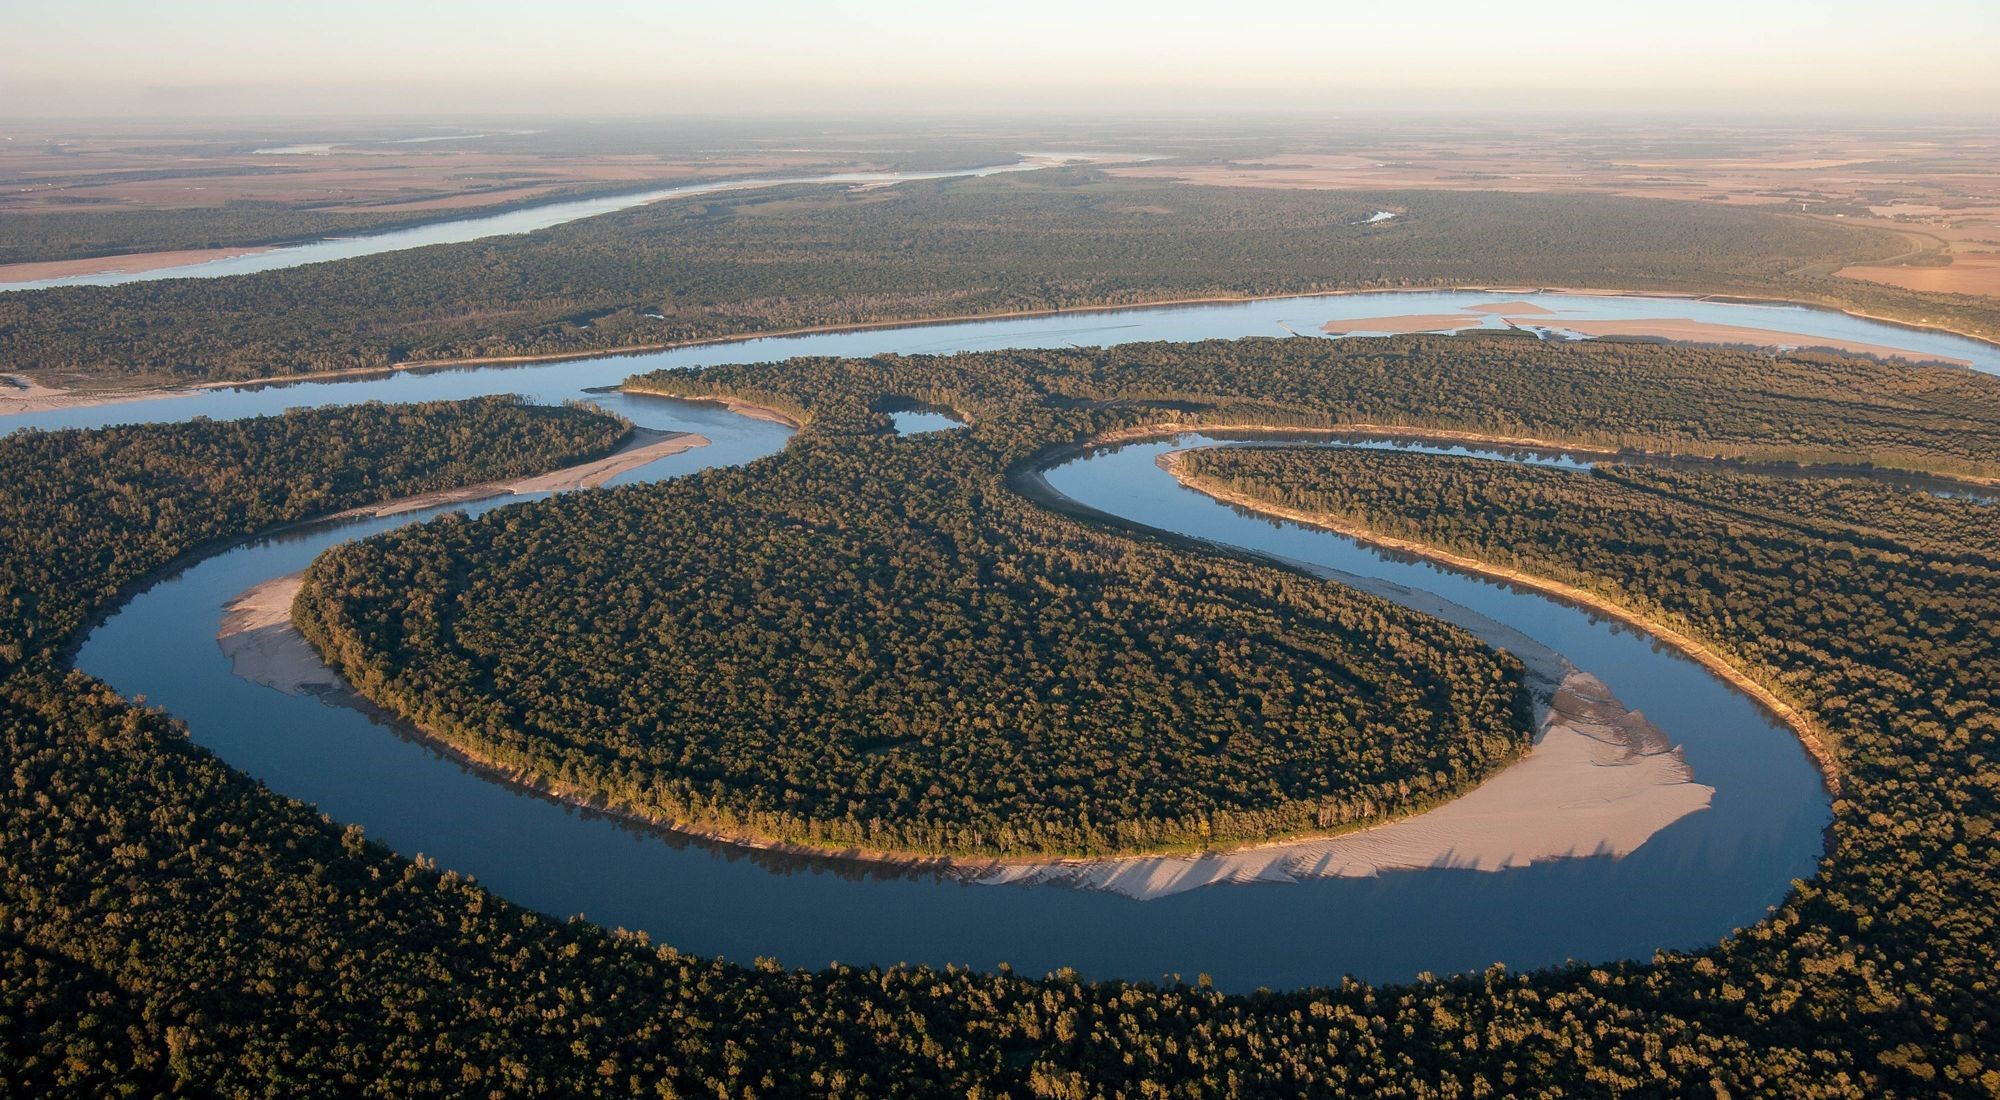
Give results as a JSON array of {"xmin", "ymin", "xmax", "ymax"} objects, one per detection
[
  {"xmin": 0, "ymin": 374, "xmax": 197, "ymax": 417},
  {"xmin": 0, "ymin": 246, "xmax": 276, "ymax": 284},
  {"xmin": 978, "ymin": 667, "xmax": 1711, "ymax": 898},
  {"xmin": 1531, "ymin": 317, "xmax": 1972, "ymax": 366},
  {"xmin": 329, "ymin": 430, "xmax": 710, "ymax": 520}
]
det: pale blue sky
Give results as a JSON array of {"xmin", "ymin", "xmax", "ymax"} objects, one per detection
[{"xmin": 5, "ymin": 0, "xmax": 1995, "ymax": 117}]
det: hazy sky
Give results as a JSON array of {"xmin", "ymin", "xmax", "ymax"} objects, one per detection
[{"xmin": 6, "ymin": 0, "xmax": 1996, "ymax": 118}]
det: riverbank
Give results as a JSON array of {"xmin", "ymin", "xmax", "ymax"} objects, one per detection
[
  {"xmin": 980, "ymin": 666, "xmax": 1713, "ymax": 898},
  {"xmin": 327, "ymin": 429, "xmax": 708, "ymax": 519},
  {"xmin": 12, "ymin": 283, "xmax": 1995, "ymax": 424},
  {"xmin": 612, "ymin": 392, "xmax": 803, "ymax": 430},
  {"xmin": 221, "ymin": 429, "xmax": 708, "ymax": 693},
  {"xmin": 243, "ymin": 570, "xmax": 1693, "ymax": 892},
  {"xmin": 1320, "ymin": 312, "xmax": 1975, "ymax": 367},
  {"xmin": 1078, "ymin": 420, "xmax": 2000, "ymax": 489},
  {"xmin": 0, "ymin": 373, "xmax": 197, "ymax": 417},
  {"xmin": 1160, "ymin": 446, "xmax": 1842, "ymax": 792},
  {"xmin": 232, "ymin": 284, "xmax": 2000, "ymax": 381}
]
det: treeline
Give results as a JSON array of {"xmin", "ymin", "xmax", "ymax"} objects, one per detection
[
  {"xmin": 3, "ymin": 339, "xmax": 1998, "ymax": 1092},
  {"xmin": 0, "ymin": 204, "xmax": 432, "ymax": 269},
  {"xmin": 0, "ymin": 172, "xmax": 1935, "ymax": 385},
  {"xmin": 0, "ymin": 397, "xmax": 628, "ymax": 671}
]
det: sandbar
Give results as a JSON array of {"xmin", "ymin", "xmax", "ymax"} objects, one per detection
[
  {"xmin": 0, "ymin": 373, "xmax": 196, "ymax": 417},
  {"xmin": 1321, "ymin": 314, "xmax": 1484, "ymax": 334},
  {"xmin": 217, "ymin": 573, "xmax": 339, "ymax": 696},
  {"xmin": 0, "ymin": 245, "xmax": 274, "ymax": 283},
  {"xmin": 1526, "ymin": 317, "xmax": 1971, "ymax": 366},
  {"xmin": 330, "ymin": 430, "xmax": 710, "ymax": 519},
  {"xmin": 1467, "ymin": 300, "xmax": 1554, "ymax": 315},
  {"xmin": 979, "ymin": 668, "xmax": 1711, "ymax": 899}
]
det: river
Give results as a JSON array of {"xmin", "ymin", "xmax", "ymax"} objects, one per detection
[
  {"xmin": 30, "ymin": 290, "xmax": 1916, "ymax": 990},
  {"xmin": 0, "ymin": 155, "xmax": 1080, "ymax": 292}
]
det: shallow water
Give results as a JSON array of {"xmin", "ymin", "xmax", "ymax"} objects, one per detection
[{"xmin": 889, "ymin": 409, "xmax": 969, "ymax": 435}]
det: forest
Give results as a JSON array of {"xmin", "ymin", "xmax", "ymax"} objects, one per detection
[
  {"xmin": 4, "ymin": 336, "xmax": 1999, "ymax": 1093},
  {"xmin": 7, "ymin": 170, "xmax": 1979, "ymax": 387},
  {"xmin": 647, "ymin": 334, "xmax": 2000, "ymax": 479},
  {"xmin": 295, "ymin": 420, "xmax": 1532, "ymax": 859},
  {"xmin": 0, "ymin": 397, "xmax": 629, "ymax": 672},
  {"xmin": 1176, "ymin": 447, "xmax": 2000, "ymax": 759},
  {"xmin": 0, "ymin": 203, "xmax": 462, "ymax": 269}
]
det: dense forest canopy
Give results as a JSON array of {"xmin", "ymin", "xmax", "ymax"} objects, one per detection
[
  {"xmin": 3, "ymin": 337, "xmax": 1997, "ymax": 1094},
  {"xmin": 296, "ymin": 422, "xmax": 1532, "ymax": 859},
  {"xmin": 0, "ymin": 397, "xmax": 629, "ymax": 672},
  {"xmin": 9, "ymin": 171, "xmax": 1982, "ymax": 388},
  {"xmin": 1173, "ymin": 445, "xmax": 2000, "ymax": 1082}
]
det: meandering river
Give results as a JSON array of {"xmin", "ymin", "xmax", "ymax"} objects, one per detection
[{"xmin": 18, "ymin": 289, "xmax": 1985, "ymax": 989}]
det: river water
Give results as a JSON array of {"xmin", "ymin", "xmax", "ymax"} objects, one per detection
[
  {"xmin": 0, "ymin": 157, "xmax": 1068, "ymax": 292},
  {"xmin": 7, "ymin": 289, "xmax": 1996, "ymax": 439},
  {"xmin": 35, "ymin": 289, "xmax": 1903, "ymax": 989}
]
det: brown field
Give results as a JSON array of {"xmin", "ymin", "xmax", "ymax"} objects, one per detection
[
  {"xmin": 1116, "ymin": 131, "xmax": 1995, "ymax": 207},
  {"xmin": 1839, "ymin": 251, "xmax": 2000, "ymax": 297},
  {"xmin": 0, "ymin": 128, "xmax": 885, "ymax": 223},
  {"xmin": 1111, "ymin": 128, "xmax": 2000, "ymax": 212},
  {"xmin": 1106, "ymin": 124, "xmax": 2000, "ymax": 302}
]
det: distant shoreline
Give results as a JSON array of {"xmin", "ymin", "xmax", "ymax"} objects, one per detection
[{"xmin": 9, "ymin": 284, "xmax": 1995, "ymax": 420}]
